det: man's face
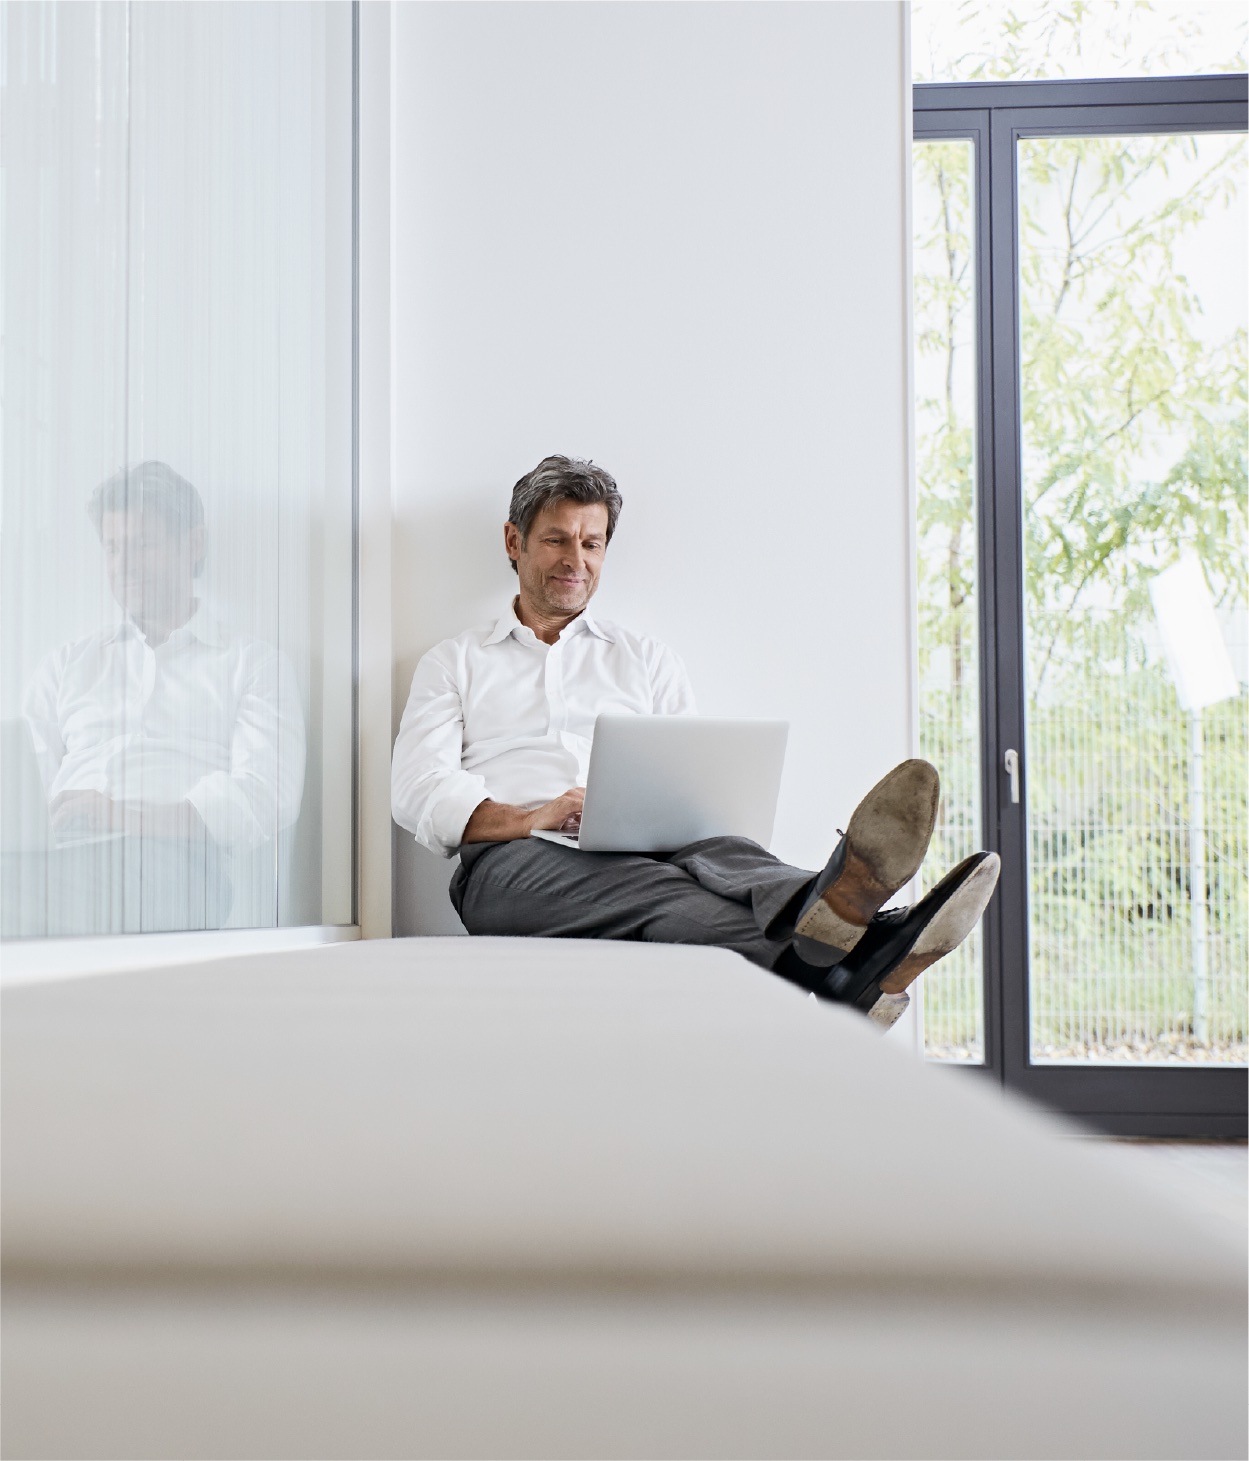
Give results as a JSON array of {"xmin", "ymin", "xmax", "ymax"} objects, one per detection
[
  {"xmin": 506, "ymin": 499, "xmax": 609, "ymax": 621},
  {"xmin": 100, "ymin": 508, "xmax": 202, "ymax": 622}
]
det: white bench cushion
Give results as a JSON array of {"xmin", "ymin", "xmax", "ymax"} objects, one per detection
[{"xmin": 3, "ymin": 937, "xmax": 1245, "ymax": 1458}]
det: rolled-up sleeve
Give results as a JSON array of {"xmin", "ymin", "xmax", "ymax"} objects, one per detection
[
  {"xmin": 649, "ymin": 642, "xmax": 698, "ymax": 716},
  {"xmin": 392, "ymin": 645, "xmax": 489, "ymax": 858},
  {"xmin": 185, "ymin": 644, "xmax": 306, "ymax": 849},
  {"xmin": 22, "ymin": 649, "xmax": 69, "ymax": 799}
]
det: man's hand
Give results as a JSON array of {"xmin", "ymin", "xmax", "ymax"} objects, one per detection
[
  {"xmin": 462, "ymin": 788, "xmax": 585, "ymax": 844},
  {"xmin": 51, "ymin": 789, "xmax": 121, "ymax": 838},
  {"xmin": 526, "ymin": 788, "xmax": 585, "ymax": 835},
  {"xmin": 50, "ymin": 791, "xmax": 206, "ymax": 841}
]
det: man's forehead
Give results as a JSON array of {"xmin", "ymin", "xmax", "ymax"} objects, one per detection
[
  {"xmin": 99, "ymin": 507, "xmax": 182, "ymax": 536},
  {"xmin": 530, "ymin": 500, "xmax": 609, "ymax": 531}
]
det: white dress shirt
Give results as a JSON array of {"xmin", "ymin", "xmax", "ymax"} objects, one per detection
[
  {"xmin": 392, "ymin": 603, "xmax": 697, "ymax": 858},
  {"xmin": 23, "ymin": 603, "xmax": 305, "ymax": 850}
]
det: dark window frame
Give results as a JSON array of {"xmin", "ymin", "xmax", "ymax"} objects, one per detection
[{"xmin": 914, "ymin": 73, "xmax": 1249, "ymax": 1137}]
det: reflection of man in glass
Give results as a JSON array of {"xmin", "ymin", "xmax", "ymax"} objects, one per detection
[{"xmin": 22, "ymin": 461, "xmax": 305, "ymax": 933}]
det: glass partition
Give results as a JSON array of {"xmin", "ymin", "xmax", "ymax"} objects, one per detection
[{"xmin": 1, "ymin": 1, "xmax": 354, "ymax": 936}]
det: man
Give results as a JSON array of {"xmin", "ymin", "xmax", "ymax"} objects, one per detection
[
  {"xmin": 19, "ymin": 461, "xmax": 305, "ymax": 934},
  {"xmin": 392, "ymin": 454, "xmax": 998, "ymax": 1027}
]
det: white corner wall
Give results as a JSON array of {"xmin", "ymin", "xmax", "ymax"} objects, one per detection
[{"xmin": 391, "ymin": 1, "xmax": 914, "ymax": 935}]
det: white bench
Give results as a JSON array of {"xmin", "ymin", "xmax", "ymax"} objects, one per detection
[{"xmin": 3, "ymin": 937, "xmax": 1244, "ymax": 1458}]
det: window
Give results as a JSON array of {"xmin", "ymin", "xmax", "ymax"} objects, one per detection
[{"xmin": 913, "ymin": 0, "xmax": 1247, "ymax": 84}]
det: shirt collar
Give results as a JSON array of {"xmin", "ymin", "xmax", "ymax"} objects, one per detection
[
  {"xmin": 483, "ymin": 605, "xmax": 522, "ymax": 646},
  {"xmin": 484, "ymin": 600, "xmax": 614, "ymax": 647},
  {"xmin": 109, "ymin": 599, "xmax": 230, "ymax": 650},
  {"xmin": 577, "ymin": 610, "xmax": 614, "ymax": 642},
  {"xmin": 174, "ymin": 600, "xmax": 230, "ymax": 648}
]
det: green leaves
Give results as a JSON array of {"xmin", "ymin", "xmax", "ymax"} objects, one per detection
[
  {"xmin": 915, "ymin": 127, "xmax": 1246, "ymax": 691},
  {"xmin": 1017, "ymin": 131, "xmax": 1245, "ymax": 693}
]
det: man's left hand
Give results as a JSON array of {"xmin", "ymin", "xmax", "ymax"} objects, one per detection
[
  {"xmin": 50, "ymin": 790, "xmax": 206, "ymax": 841},
  {"xmin": 50, "ymin": 789, "xmax": 122, "ymax": 838}
]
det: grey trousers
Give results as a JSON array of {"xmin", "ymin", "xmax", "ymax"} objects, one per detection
[{"xmin": 449, "ymin": 835, "xmax": 819, "ymax": 974}]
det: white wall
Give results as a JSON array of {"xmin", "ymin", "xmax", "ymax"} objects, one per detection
[{"xmin": 391, "ymin": 1, "xmax": 915, "ymax": 935}]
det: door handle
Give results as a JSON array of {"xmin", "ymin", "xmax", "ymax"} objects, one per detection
[{"xmin": 1004, "ymin": 748, "xmax": 1020, "ymax": 804}]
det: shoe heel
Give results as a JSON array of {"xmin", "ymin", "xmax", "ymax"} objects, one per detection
[
  {"xmin": 793, "ymin": 840, "xmax": 891, "ymax": 954},
  {"xmin": 866, "ymin": 991, "xmax": 910, "ymax": 1031}
]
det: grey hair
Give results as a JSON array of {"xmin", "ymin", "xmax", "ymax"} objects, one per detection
[
  {"xmin": 88, "ymin": 460, "xmax": 205, "ymax": 538},
  {"xmin": 506, "ymin": 455, "xmax": 622, "ymax": 572}
]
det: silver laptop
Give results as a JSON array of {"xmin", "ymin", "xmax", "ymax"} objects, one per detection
[{"xmin": 531, "ymin": 714, "xmax": 788, "ymax": 854}]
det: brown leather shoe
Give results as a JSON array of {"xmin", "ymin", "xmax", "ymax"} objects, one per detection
[{"xmin": 792, "ymin": 759, "xmax": 940, "ymax": 962}]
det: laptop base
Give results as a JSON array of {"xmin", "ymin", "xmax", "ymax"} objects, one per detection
[{"xmin": 529, "ymin": 829, "xmax": 582, "ymax": 850}]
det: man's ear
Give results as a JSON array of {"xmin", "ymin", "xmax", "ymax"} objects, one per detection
[{"xmin": 503, "ymin": 521, "xmax": 521, "ymax": 563}]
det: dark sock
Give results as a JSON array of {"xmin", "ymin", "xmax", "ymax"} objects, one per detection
[
  {"xmin": 774, "ymin": 944, "xmax": 864, "ymax": 1001},
  {"xmin": 773, "ymin": 944, "xmax": 835, "ymax": 996}
]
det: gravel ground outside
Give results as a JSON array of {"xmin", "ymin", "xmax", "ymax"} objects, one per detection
[{"xmin": 926, "ymin": 1036, "xmax": 1248, "ymax": 1066}]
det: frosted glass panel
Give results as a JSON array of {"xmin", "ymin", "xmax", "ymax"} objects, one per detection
[{"xmin": 1, "ymin": 2, "xmax": 354, "ymax": 935}]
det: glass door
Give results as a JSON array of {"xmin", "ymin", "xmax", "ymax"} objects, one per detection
[
  {"xmin": 917, "ymin": 77, "xmax": 1247, "ymax": 1133},
  {"xmin": 1016, "ymin": 130, "xmax": 1247, "ymax": 1071},
  {"xmin": 996, "ymin": 97, "xmax": 1248, "ymax": 1133}
]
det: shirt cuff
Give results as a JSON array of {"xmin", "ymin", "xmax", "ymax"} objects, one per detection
[
  {"xmin": 419, "ymin": 771, "xmax": 491, "ymax": 858},
  {"xmin": 186, "ymin": 773, "xmax": 265, "ymax": 849}
]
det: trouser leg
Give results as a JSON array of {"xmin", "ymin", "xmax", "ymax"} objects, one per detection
[
  {"xmin": 450, "ymin": 836, "xmax": 818, "ymax": 974},
  {"xmin": 664, "ymin": 836, "xmax": 816, "ymax": 941}
]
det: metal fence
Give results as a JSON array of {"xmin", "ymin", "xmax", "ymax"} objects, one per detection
[
  {"xmin": 919, "ymin": 612, "xmax": 1248, "ymax": 1065},
  {"xmin": 918, "ymin": 666, "xmax": 985, "ymax": 1063},
  {"xmin": 1026, "ymin": 616, "xmax": 1247, "ymax": 1063}
]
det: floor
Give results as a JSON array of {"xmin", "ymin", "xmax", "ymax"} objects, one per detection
[{"xmin": 1095, "ymin": 1139, "xmax": 1247, "ymax": 1238}]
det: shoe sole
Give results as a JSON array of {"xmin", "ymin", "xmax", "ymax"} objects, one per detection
[
  {"xmin": 795, "ymin": 759, "xmax": 940, "ymax": 956},
  {"xmin": 878, "ymin": 851, "xmax": 1000, "ymax": 996}
]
